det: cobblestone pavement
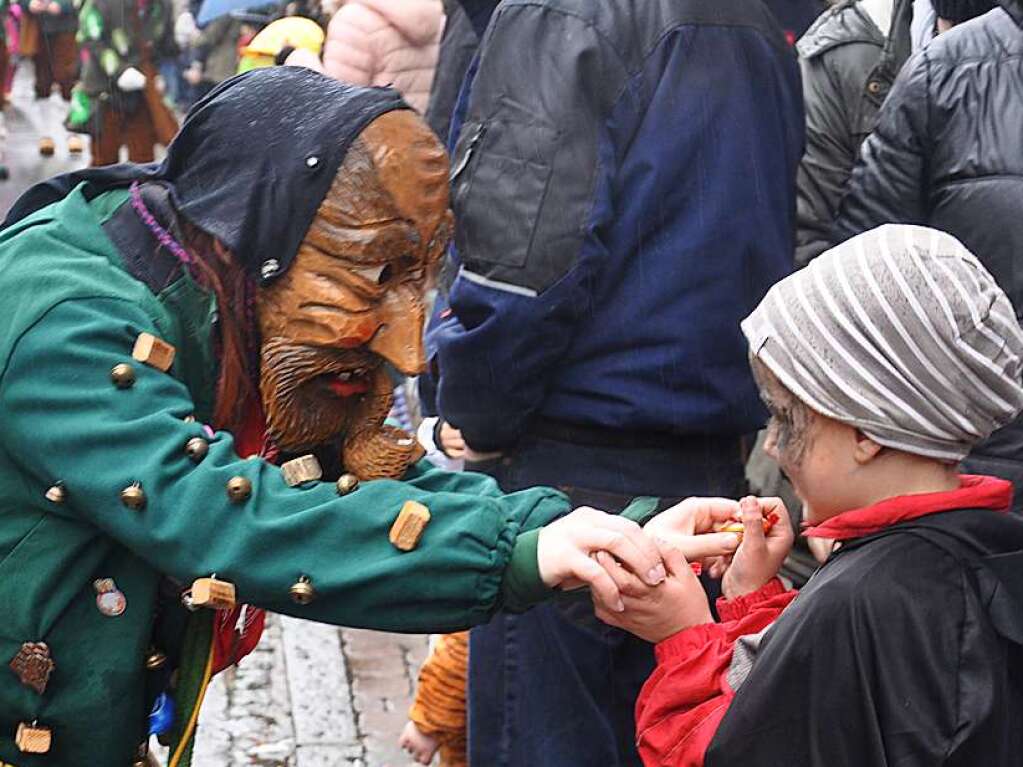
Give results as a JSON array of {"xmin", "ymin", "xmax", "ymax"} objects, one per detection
[{"xmin": 190, "ymin": 616, "xmax": 430, "ymax": 767}]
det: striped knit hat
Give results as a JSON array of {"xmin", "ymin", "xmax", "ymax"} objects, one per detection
[{"xmin": 742, "ymin": 225, "xmax": 1023, "ymax": 462}]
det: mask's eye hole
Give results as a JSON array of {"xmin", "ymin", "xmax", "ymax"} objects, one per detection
[{"xmin": 353, "ymin": 264, "xmax": 393, "ymax": 285}]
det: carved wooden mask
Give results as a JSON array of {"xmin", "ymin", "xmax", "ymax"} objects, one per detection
[{"xmin": 256, "ymin": 110, "xmax": 451, "ymax": 478}]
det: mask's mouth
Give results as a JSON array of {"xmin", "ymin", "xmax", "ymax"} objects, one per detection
[{"xmin": 322, "ymin": 363, "xmax": 377, "ymax": 398}]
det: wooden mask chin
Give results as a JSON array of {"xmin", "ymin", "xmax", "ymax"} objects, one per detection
[{"xmin": 256, "ymin": 110, "xmax": 452, "ymax": 480}]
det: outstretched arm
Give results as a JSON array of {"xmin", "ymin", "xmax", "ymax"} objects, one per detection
[{"xmin": 0, "ymin": 297, "xmax": 664, "ymax": 630}]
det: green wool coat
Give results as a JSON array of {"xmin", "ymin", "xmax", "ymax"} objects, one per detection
[{"xmin": 0, "ymin": 186, "xmax": 571, "ymax": 765}]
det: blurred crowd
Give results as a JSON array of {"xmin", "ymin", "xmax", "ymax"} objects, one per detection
[{"xmin": 0, "ymin": 0, "xmax": 447, "ymax": 172}]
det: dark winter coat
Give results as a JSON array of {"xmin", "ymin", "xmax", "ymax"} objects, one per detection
[
  {"xmin": 710, "ymin": 506, "xmax": 1023, "ymax": 766},
  {"xmin": 427, "ymin": 0, "xmax": 804, "ymax": 452},
  {"xmin": 834, "ymin": 0, "xmax": 1023, "ymax": 498},
  {"xmin": 763, "ymin": 0, "xmax": 827, "ymax": 44},
  {"xmin": 795, "ymin": 0, "xmax": 911, "ymax": 266}
]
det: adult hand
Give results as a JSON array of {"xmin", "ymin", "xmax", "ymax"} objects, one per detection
[
  {"xmin": 537, "ymin": 507, "xmax": 666, "ymax": 613},
  {"xmin": 28, "ymin": 0, "xmax": 45, "ymax": 13},
  {"xmin": 46, "ymin": 2, "xmax": 61, "ymax": 14},
  {"xmin": 643, "ymin": 496, "xmax": 742, "ymax": 562},
  {"xmin": 117, "ymin": 67, "xmax": 146, "ymax": 92},
  {"xmin": 721, "ymin": 496, "xmax": 794, "ymax": 599},
  {"xmin": 438, "ymin": 421, "xmax": 465, "ymax": 459},
  {"xmin": 593, "ymin": 539, "xmax": 712, "ymax": 643}
]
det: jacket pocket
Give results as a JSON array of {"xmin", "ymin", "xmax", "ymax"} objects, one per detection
[{"xmin": 452, "ymin": 117, "xmax": 558, "ymax": 271}]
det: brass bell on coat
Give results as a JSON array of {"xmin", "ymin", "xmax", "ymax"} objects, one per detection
[
  {"xmin": 227, "ymin": 476, "xmax": 252, "ymax": 502},
  {"xmin": 45, "ymin": 482, "xmax": 66, "ymax": 504},
  {"xmin": 110, "ymin": 363, "xmax": 136, "ymax": 389},
  {"xmin": 185, "ymin": 437, "xmax": 209, "ymax": 463},
  {"xmin": 289, "ymin": 575, "xmax": 316, "ymax": 605},
  {"xmin": 336, "ymin": 473, "xmax": 359, "ymax": 496},
  {"xmin": 121, "ymin": 482, "xmax": 146, "ymax": 510},
  {"xmin": 145, "ymin": 649, "xmax": 167, "ymax": 670}
]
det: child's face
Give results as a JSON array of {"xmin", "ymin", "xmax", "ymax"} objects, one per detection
[{"xmin": 753, "ymin": 359, "xmax": 864, "ymax": 524}]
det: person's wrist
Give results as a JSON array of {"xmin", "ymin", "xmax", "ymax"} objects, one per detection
[
  {"xmin": 501, "ymin": 529, "xmax": 553, "ymax": 611},
  {"xmin": 722, "ymin": 570, "xmax": 775, "ymax": 600},
  {"xmin": 667, "ymin": 605, "xmax": 714, "ymax": 642}
]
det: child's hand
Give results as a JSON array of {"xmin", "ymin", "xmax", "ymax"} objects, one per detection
[
  {"xmin": 721, "ymin": 496, "xmax": 795, "ymax": 599},
  {"xmin": 643, "ymin": 496, "xmax": 742, "ymax": 562},
  {"xmin": 537, "ymin": 507, "xmax": 666, "ymax": 613},
  {"xmin": 399, "ymin": 721, "xmax": 440, "ymax": 765},
  {"xmin": 593, "ymin": 539, "xmax": 713, "ymax": 643}
]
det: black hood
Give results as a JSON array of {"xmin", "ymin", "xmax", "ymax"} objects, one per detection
[
  {"xmin": 2, "ymin": 66, "xmax": 409, "ymax": 284},
  {"xmin": 876, "ymin": 506, "xmax": 1023, "ymax": 646}
]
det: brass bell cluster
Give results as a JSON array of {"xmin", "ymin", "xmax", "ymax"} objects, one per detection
[
  {"xmin": 336, "ymin": 473, "xmax": 359, "ymax": 496},
  {"xmin": 45, "ymin": 482, "xmax": 66, "ymax": 504},
  {"xmin": 227, "ymin": 476, "xmax": 252, "ymax": 502},
  {"xmin": 289, "ymin": 575, "xmax": 316, "ymax": 605},
  {"xmin": 121, "ymin": 482, "xmax": 146, "ymax": 510},
  {"xmin": 110, "ymin": 363, "xmax": 136, "ymax": 389},
  {"xmin": 185, "ymin": 437, "xmax": 209, "ymax": 463}
]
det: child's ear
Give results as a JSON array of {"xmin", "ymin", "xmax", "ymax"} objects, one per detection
[{"xmin": 853, "ymin": 429, "xmax": 883, "ymax": 464}]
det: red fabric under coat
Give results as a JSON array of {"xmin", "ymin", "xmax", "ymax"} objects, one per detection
[{"xmin": 633, "ymin": 474, "xmax": 1012, "ymax": 767}]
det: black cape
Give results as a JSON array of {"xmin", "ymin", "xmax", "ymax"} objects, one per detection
[
  {"xmin": 2, "ymin": 66, "xmax": 408, "ymax": 284},
  {"xmin": 707, "ymin": 508, "xmax": 1023, "ymax": 766}
]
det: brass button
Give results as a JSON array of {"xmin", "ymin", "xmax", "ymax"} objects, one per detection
[
  {"xmin": 120, "ymin": 482, "xmax": 146, "ymax": 510},
  {"xmin": 227, "ymin": 476, "xmax": 252, "ymax": 502},
  {"xmin": 145, "ymin": 649, "xmax": 168, "ymax": 670},
  {"xmin": 45, "ymin": 482, "xmax": 66, "ymax": 504},
  {"xmin": 867, "ymin": 80, "xmax": 882, "ymax": 95},
  {"xmin": 110, "ymin": 363, "xmax": 136, "ymax": 389},
  {"xmin": 185, "ymin": 437, "xmax": 209, "ymax": 463},
  {"xmin": 289, "ymin": 575, "xmax": 316, "ymax": 605},
  {"xmin": 336, "ymin": 473, "xmax": 359, "ymax": 496}
]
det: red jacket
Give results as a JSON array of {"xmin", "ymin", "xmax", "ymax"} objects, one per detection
[{"xmin": 634, "ymin": 475, "xmax": 1013, "ymax": 766}]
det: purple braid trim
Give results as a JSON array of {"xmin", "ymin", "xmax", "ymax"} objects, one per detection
[{"xmin": 130, "ymin": 182, "xmax": 195, "ymax": 266}]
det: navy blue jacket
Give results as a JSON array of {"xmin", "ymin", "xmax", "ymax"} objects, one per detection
[{"xmin": 428, "ymin": 0, "xmax": 805, "ymax": 452}]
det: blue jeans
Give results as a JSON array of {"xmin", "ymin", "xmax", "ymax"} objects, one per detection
[{"xmin": 466, "ymin": 433, "xmax": 746, "ymax": 766}]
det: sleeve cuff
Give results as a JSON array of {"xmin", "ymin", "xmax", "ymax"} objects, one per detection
[
  {"xmin": 716, "ymin": 577, "xmax": 788, "ymax": 623},
  {"xmin": 620, "ymin": 496, "xmax": 661, "ymax": 526},
  {"xmin": 500, "ymin": 528, "xmax": 555, "ymax": 612},
  {"xmin": 654, "ymin": 621, "xmax": 727, "ymax": 663}
]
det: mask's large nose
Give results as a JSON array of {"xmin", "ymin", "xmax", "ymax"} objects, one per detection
[{"xmin": 367, "ymin": 284, "xmax": 426, "ymax": 375}]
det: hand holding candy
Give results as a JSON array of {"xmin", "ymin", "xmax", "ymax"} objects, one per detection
[
  {"xmin": 643, "ymin": 497, "xmax": 744, "ymax": 562},
  {"xmin": 720, "ymin": 496, "xmax": 795, "ymax": 599}
]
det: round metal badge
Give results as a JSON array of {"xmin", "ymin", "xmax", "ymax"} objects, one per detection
[{"xmin": 94, "ymin": 578, "xmax": 127, "ymax": 617}]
